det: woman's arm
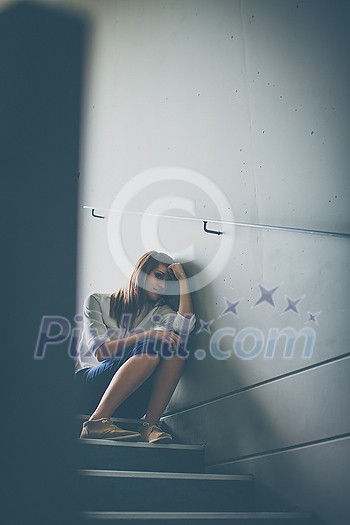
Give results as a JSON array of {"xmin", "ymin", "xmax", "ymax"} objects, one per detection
[
  {"xmin": 82, "ymin": 295, "xmax": 145, "ymax": 362},
  {"xmin": 95, "ymin": 334, "xmax": 141, "ymax": 361},
  {"xmin": 167, "ymin": 263, "xmax": 193, "ymax": 318},
  {"xmin": 178, "ymin": 279, "xmax": 193, "ymax": 318},
  {"xmin": 95, "ymin": 329, "xmax": 182, "ymax": 362}
]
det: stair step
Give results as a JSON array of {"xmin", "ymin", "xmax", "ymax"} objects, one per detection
[
  {"xmin": 80, "ymin": 511, "xmax": 315, "ymax": 524},
  {"xmin": 78, "ymin": 470, "xmax": 254, "ymax": 513},
  {"xmin": 78, "ymin": 438, "xmax": 205, "ymax": 473}
]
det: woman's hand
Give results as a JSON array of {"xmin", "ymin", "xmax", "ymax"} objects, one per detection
[
  {"xmin": 144, "ymin": 329, "xmax": 182, "ymax": 352},
  {"xmin": 167, "ymin": 262, "xmax": 187, "ymax": 281}
]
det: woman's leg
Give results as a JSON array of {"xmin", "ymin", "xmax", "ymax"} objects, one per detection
[
  {"xmin": 89, "ymin": 353, "xmax": 160, "ymax": 421},
  {"xmin": 143, "ymin": 354, "xmax": 186, "ymax": 424}
]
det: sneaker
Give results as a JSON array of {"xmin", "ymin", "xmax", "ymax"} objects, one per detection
[
  {"xmin": 80, "ymin": 418, "xmax": 141, "ymax": 441},
  {"xmin": 138, "ymin": 421, "xmax": 173, "ymax": 444}
]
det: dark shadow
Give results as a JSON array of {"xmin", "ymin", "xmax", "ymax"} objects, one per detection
[{"xmin": 1, "ymin": 2, "xmax": 88, "ymax": 524}]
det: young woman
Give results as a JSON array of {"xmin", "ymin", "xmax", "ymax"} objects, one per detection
[{"xmin": 75, "ymin": 251, "xmax": 196, "ymax": 443}]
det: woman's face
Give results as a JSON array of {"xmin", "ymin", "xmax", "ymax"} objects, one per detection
[{"xmin": 144, "ymin": 263, "xmax": 170, "ymax": 301}]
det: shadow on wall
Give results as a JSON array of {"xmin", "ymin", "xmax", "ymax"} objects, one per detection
[
  {"xmin": 164, "ymin": 258, "xmax": 338, "ymax": 521},
  {"xmin": 2, "ymin": 2, "xmax": 87, "ymax": 524}
]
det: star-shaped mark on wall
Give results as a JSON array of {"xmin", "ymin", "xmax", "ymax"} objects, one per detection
[
  {"xmin": 220, "ymin": 297, "xmax": 241, "ymax": 317},
  {"xmin": 282, "ymin": 296, "xmax": 304, "ymax": 315},
  {"xmin": 254, "ymin": 285, "xmax": 279, "ymax": 308},
  {"xmin": 196, "ymin": 319, "xmax": 214, "ymax": 335},
  {"xmin": 306, "ymin": 311, "xmax": 321, "ymax": 325}
]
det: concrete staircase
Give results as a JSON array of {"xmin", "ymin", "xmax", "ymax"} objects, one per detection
[{"xmin": 77, "ymin": 417, "xmax": 314, "ymax": 524}]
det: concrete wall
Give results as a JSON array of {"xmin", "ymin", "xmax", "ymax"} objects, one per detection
[
  {"xmin": 12, "ymin": 1, "xmax": 349, "ymax": 523},
  {"xmin": 1, "ymin": 2, "xmax": 85, "ymax": 523}
]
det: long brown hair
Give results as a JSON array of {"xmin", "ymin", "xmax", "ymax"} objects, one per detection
[{"xmin": 110, "ymin": 251, "xmax": 178, "ymax": 329}]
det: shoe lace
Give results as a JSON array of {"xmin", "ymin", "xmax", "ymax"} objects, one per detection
[
  {"xmin": 141, "ymin": 421, "xmax": 163, "ymax": 432},
  {"xmin": 101, "ymin": 418, "xmax": 118, "ymax": 429}
]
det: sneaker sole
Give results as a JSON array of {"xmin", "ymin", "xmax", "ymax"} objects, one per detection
[
  {"xmin": 81, "ymin": 434, "xmax": 141, "ymax": 442},
  {"xmin": 149, "ymin": 436, "xmax": 173, "ymax": 444}
]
